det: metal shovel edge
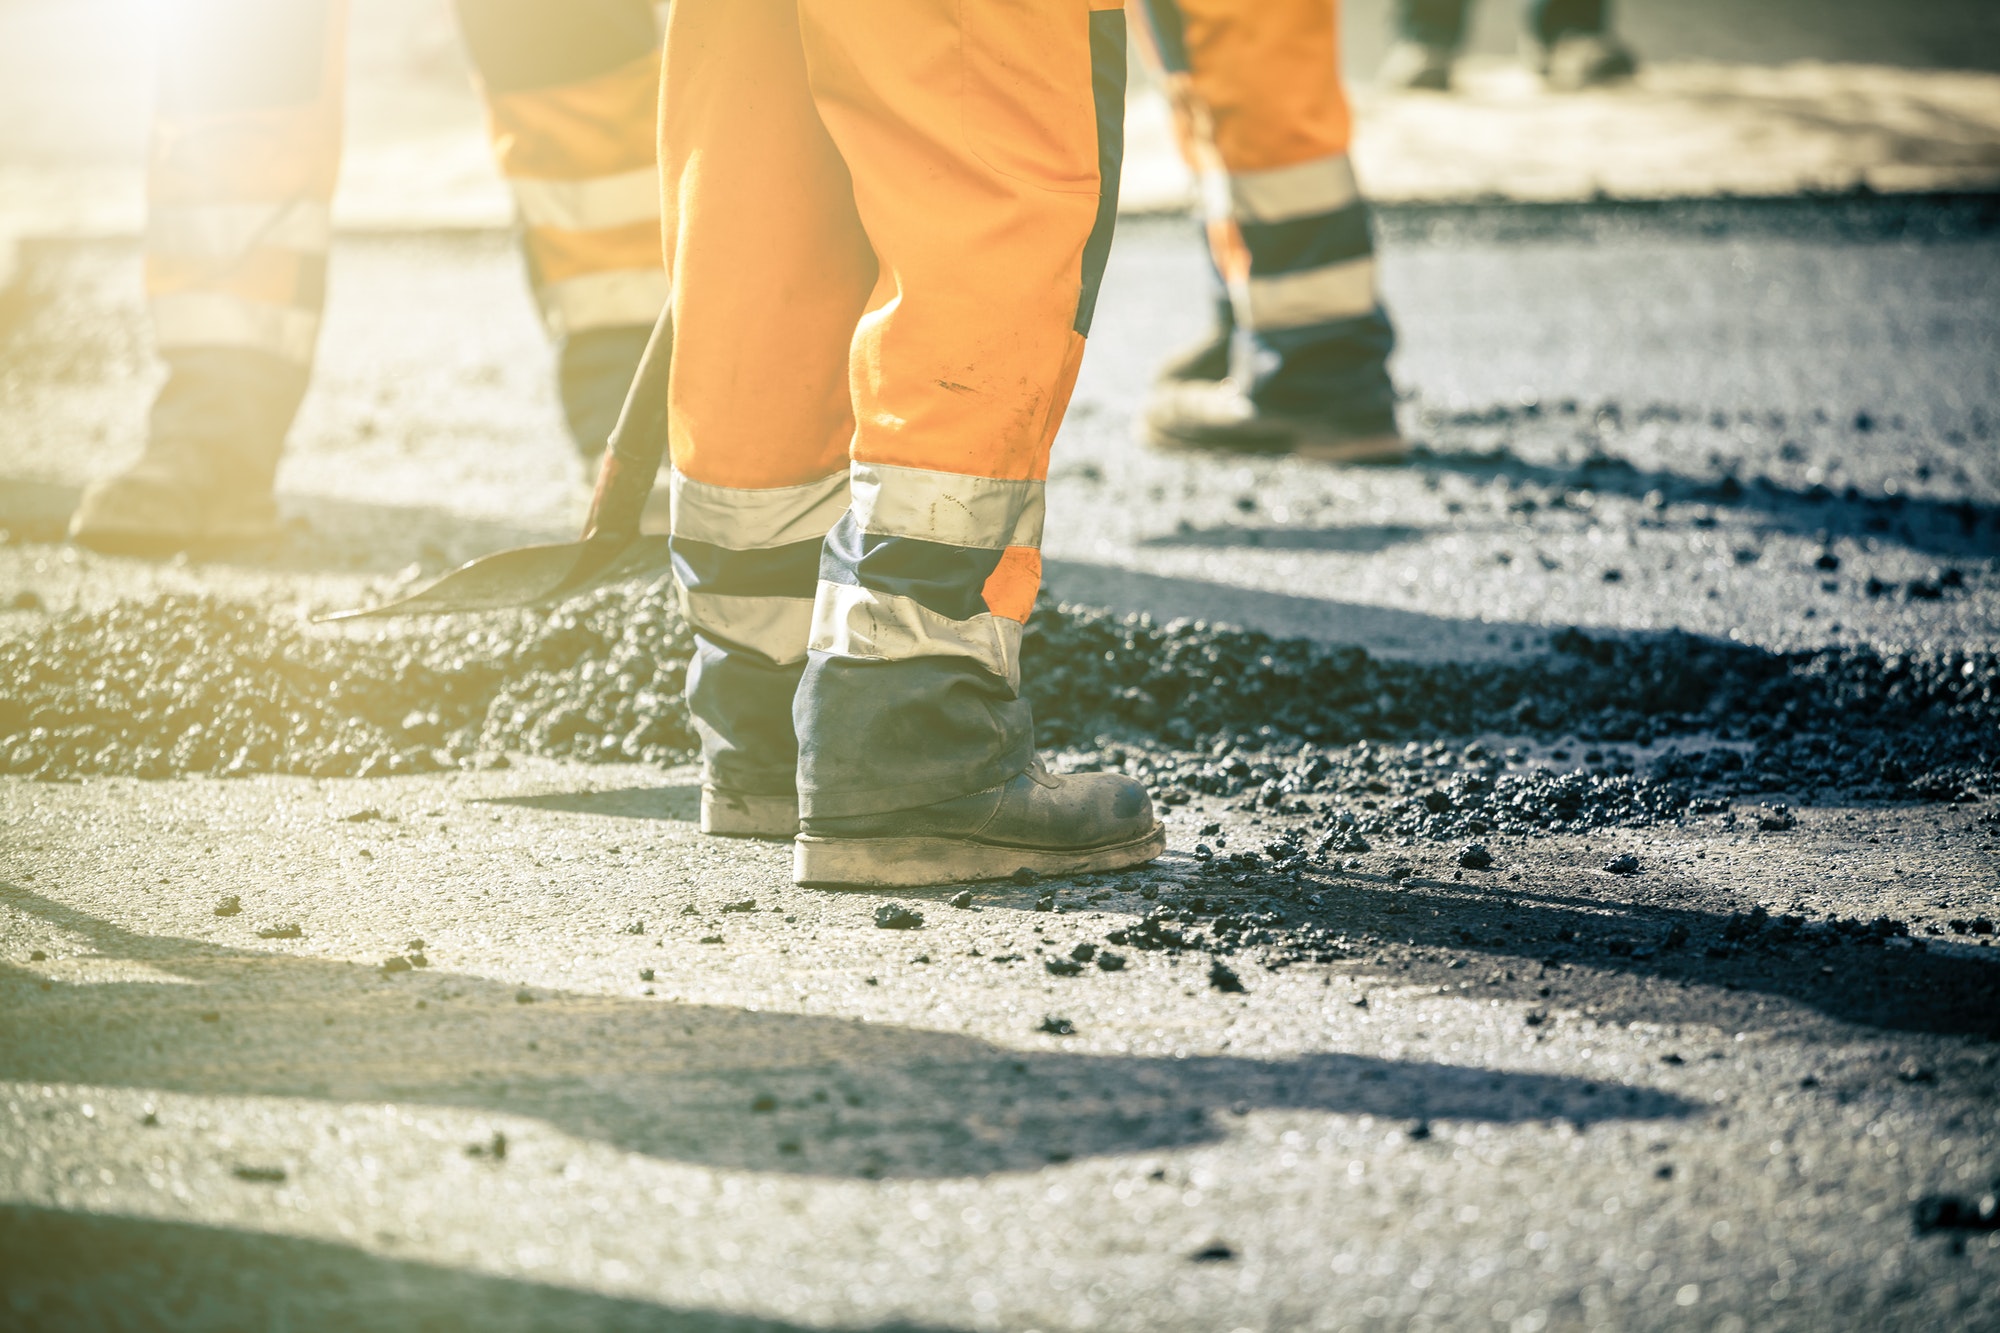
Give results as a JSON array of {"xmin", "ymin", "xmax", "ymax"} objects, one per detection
[{"xmin": 313, "ymin": 533, "xmax": 675, "ymax": 622}]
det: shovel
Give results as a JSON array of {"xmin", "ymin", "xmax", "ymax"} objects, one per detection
[{"xmin": 319, "ymin": 316, "xmax": 678, "ymax": 622}]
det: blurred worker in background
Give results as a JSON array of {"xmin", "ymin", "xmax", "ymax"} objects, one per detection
[
  {"xmin": 641, "ymin": 0, "xmax": 1163, "ymax": 886},
  {"xmin": 69, "ymin": 0, "xmax": 666, "ymax": 554},
  {"xmin": 1381, "ymin": 0, "xmax": 1638, "ymax": 92},
  {"xmin": 1133, "ymin": 0, "xmax": 1406, "ymax": 464}
]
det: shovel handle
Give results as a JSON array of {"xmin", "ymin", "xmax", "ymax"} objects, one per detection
[{"xmin": 582, "ymin": 310, "xmax": 674, "ymax": 541}]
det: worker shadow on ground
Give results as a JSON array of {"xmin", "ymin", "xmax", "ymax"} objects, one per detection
[
  {"xmin": 1409, "ymin": 443, "xmax": 2000, "ymax": 564},
  {"xmin": 483, "ymin": 785, "xmax": 703, "ymax": 822},
  {"xmin": 1137, "ymin": 522, "xmax": 1433, "ymax": 554},
  {"xmin": 1252, "ymin": 867, "xmax": 2000, "ymax": 1044},
  {"xmin": 1042, "ymin": 558, "xmax": 1546, "ymax": 657},
  {"xmin": 0, "ymin": 884, "xmax": 1694, "ymax": 1183},
  {"xmin": 0, "ymin": 1204, "xmax": 955, "ymax": 1333},
  {"xmin": 827, "ymin": 854, "xmax": 1999, "ymax": 1044}
]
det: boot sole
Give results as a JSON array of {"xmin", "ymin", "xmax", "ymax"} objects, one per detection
[
  {"xmin": 793, "ymin": 823, "xmax": 1167, "ymax": 889},
  {"xmin": 700, "ymin": 788, "xmax": 799, "ymax": 839}
]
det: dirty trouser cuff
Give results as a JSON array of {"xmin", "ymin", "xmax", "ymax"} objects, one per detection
[
  {"xmin": 686, "ymin": 635, "xmax": 804, "ymax": 797},
  {"xmin": 793, "ymin": 655, "xmax": 1035, "ymax": 820}
]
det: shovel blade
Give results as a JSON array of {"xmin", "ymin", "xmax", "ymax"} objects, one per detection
[{"xmin": 317, "ymin": 535, "xmax": 675, "ymax": 621}]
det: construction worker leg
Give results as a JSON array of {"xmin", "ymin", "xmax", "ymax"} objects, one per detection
[
  {"xmin": 72, "ymin": 0, "xmax": 344, "ymax": 551},
  {"xmin": 658, "ymin": 0, "xmax": 876, "ymax": 806},
  {"xmin": 1397, "ymin": 0, "xmax": 1473, "ymax": 50},
  {"xmin": 456, "ymin": 0, "xmax": 668, "ymax": 459},
  {"xmin": 790, "ymin": 0, "xmax": 1127, "ymax": 818},
  {"xmin": 1137, "ymin": 0, "xmax": 1397, "ymax": 437},
  {"xmin": 1526, "ymin": 0, "xmax": 1609, "ymax": 46}
]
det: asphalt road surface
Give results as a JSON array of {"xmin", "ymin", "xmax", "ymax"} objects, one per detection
[{"xmin": 1, "ymin": 198, "xmax": 1998, "ymax": 1331}]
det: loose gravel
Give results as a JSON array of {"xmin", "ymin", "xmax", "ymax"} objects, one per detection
[{"xmin": 2, "ymin": 585, "xmax": 1993, "ymax": 844}]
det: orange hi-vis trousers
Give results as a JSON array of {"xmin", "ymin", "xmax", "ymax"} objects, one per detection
[
  {"xmin": 143, "ymin": 0, "xmax": 667, "ymax": 463},
  {"xmin": 1131, "ymin": 0, "xmax": 1397, "ymax": 431},
  {"xmin": 660, "ymin": 0, "xmax": 1125, "ymax": 816}
]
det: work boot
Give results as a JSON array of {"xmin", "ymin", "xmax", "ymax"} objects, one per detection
[
  {"xmin": 68, "ymin": 448, "xmax": 279, "ymax": 555},
  {"xmin": 794, "ymin": 758, "xmax": 1165, "ymax": 888},
  {"xmin": 1144, "ymin": 379, "xmax": 1407, "ymax": 465},
  {"xmin": 700, "ymin": 784, "xmax": 799, "ymax": 839},
  {"xmin": 1155, "ymin": 325, "xmax": 1231, "ymax": 385},
  {"xmin": 70, "ymin": 348, "xmax": 299, "ymax": 555},
  {"xmin": 1538, "ymin": 33, "xmax": 1638, "ymax": 91},
  {"xmin": 1377, "ymin": 40, "xmax": 1455, "ymax": 92}
]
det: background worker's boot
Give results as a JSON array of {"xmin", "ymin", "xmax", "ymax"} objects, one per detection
[
  {"xmin": 69, "ymin": 349, "xmax": 299, "ymax": 555},
  {"xmin": 1537, "ymin": 32, "xmax": 1638, "ymax": 91},
  {"xmin": 1155, "ymin": 328, "xmax": 1231, "ymax": 385},
  {"xmin": 1377, "ymin": 40, "xmax": 1455, "ymax": 91},
  {"xmin": 794, "ymin": 759, "xmax": 1165, "ymax": 889},
  {"xmin": 68, "ymin": 446, "xmax": 280, "ymax": 555},
  {"xmin": 1144, "ymin": 379, "xmax": 1407, "ymax": 465},
  {"xmin": 700, "ymin": 785, "xmax": 799, "ymax": 839},
  {"xmin": 1155, "ymin": 314, "xmax": 1232, "ymax": 385}
]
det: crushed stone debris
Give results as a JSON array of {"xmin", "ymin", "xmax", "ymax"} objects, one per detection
[
  {"xmin": 873, "ymin": 904, "xmax": 924, "ymax": 931},
  {"xmin": 1208, "ymin": 959, "xmax": 1247, "ymax": 993},
  {"xmin": 1913, "ymin": 1190, "xmax": 2000, "ymax": 1234},
  {"xmin": 2, "ymin": 590, "xmax": 1993, "ymax": 841}
]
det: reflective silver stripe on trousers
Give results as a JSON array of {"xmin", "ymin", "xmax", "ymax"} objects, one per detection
[
  {"xmin": 1243, "ymin": 255, "xmax": 1377, "ymax": 331},
  {"xmin": 151, "ymin": 291, "xmax": 320, "ymax": 363},
  {"xmin": 680, "ymin": 589, "xmax": 816, "ymax": 666},
  {"xmin": 846, "ymin": 462, "xmax": 1044, "ymax": 550},
  {"xmin": 541, "ymin": 269, "xmax": 671, "ymax": 336},
  {"xmin": 809, "ymin": 582, "xmax": 1024, "ymax": 690},
  {"xmin": 670, "ymin": 468, "xmax": 849, "ymax": 551},
  {"xmin": 509, "ymin": 166, "xmax": 661, "ymax": 233},
  {"xmin": 146, "ymin": 199, "xmax": 332, "ymax": 261},
  {"xmin": 1224, "ymin": 153, "xmax": 1360, "ymax": 224}
]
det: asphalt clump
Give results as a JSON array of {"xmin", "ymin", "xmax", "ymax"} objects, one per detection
[
  {"xmin": 1913, "ymin": 1190, "xmax": 2000, "ymax": 1234},
  {"xmin": 0, "ymin": 588, "xmax": 694, "ymax": 780},
  {"xmin": 3, "ymin": 588, "xmax": 1994, "ymax": 829},
  {"xmin": 873, "ymin": 904, "xmax": 924, "ymax": 930}
]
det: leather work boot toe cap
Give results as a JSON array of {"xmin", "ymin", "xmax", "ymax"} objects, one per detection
[
  {"xmin": 70, "ymin": 457, "xmax": 279, "ymax": 555},
  {"xmin": 795, "ymin": 763, "xmax": 1164, "ymax": 889},
  {"xmin": 1143, "ymin": 380, "xmax": 1292, "ymax": 454},
  {"xmin": 69, "ymin": 470, "xmax": 202, "ymax": 555}
]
